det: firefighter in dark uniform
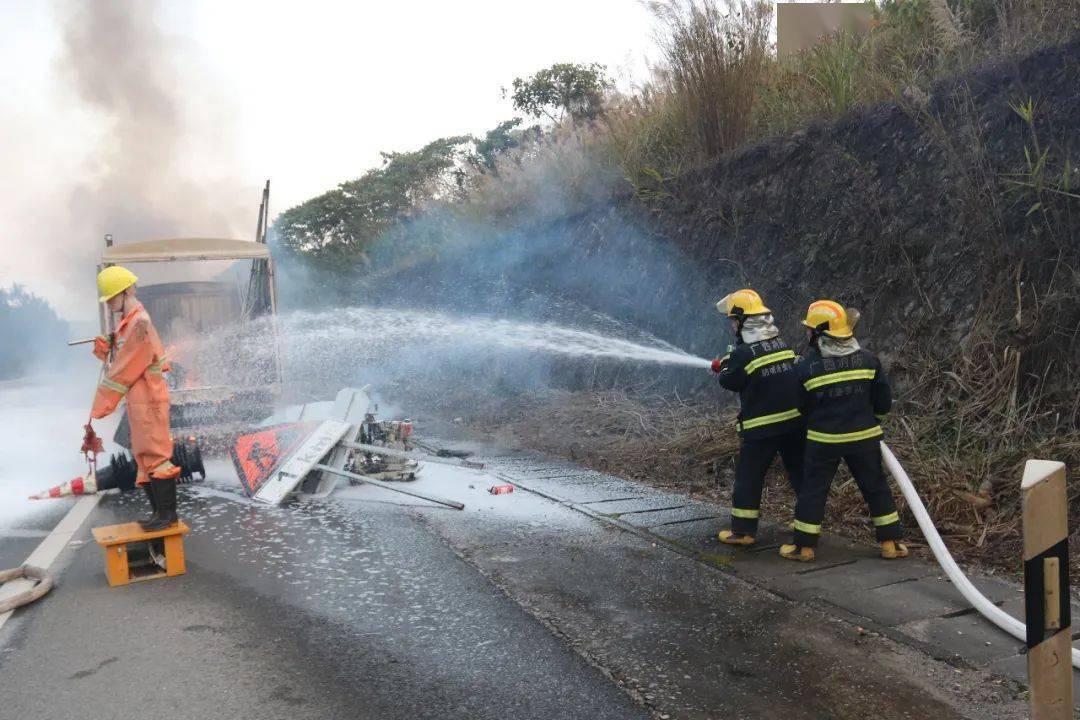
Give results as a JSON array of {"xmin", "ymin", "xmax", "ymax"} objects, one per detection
[
  {"xmin": 711, "ymin": 289, "xmax": 804, "ymax": 546},
  {"xmin": 781, "ymin": 300, "xmax": 908, "ymax": 562}
]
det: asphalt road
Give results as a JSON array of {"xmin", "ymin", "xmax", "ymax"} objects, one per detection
[
  {"xmin": 0, "ymin": 469, "xmax": 649, "ymax": 719},
  {"xmin": 0, "ymin": 503, "xmax": 69, "ymax": 572},
  {"xmin": 0, "ymin": 372, "xmax": 121, "ymax": 572},
  {"xmin": 0, "ymin": 453, "xmax": 1014, "ymax": 719}
]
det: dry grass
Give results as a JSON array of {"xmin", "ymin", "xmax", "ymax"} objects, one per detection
[
  {"xmin": 883, "ymin": 296, "xmax": 1080, "ymax": 577},
  {"xmin": 648, "ymin": 0, "xmax": 773, "ymax": 161},
  {"xmin": 548, "ymin": 0, "xmax": 1077, "ymax": 201},
  {"xmin": 398, "ymin": 1, "xmax": 1080, "ymax": 578},
  {"xmin": 454, "ymin": 0, "xmax": 1078, "ymax": 223}
]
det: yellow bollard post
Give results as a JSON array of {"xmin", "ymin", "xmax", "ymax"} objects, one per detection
[{"xmin": 1021, "ymin": 459, "xmax": 1073, "ymax": 719}]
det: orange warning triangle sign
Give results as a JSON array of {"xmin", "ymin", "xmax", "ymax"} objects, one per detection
[{"xmin": 230, "ymin": 423, "xmax": 319, "ymax": 497}]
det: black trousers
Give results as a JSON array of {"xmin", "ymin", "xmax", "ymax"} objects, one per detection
[
  {"xmin": 792, "ymin": 443, "xmax": 902, "ymax": 547},
  {"xmin": 730, "ymin": 430, "xmax": 804, "ymax": 535}
]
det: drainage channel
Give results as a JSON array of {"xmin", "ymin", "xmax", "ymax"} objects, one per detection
[{"xmin": 496, "ymin": 466, "xmax": 990, "ymax": 670}]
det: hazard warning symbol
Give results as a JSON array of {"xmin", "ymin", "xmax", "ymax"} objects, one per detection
[{"xmin": 230, "ymin": 423, "xmax": 319, "ymax": 497}]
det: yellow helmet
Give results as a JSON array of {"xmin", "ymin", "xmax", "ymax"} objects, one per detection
[
  {"xmin": 97, "ymin": 265, "xmax": 138, "ymax": 303},
  {"xmin": 803, "ymin": 299, "xmax": 854, "ymax": 339},
  {"xmin": 716, "ymin": 289, "xmax": 770, "ymax": 318}
]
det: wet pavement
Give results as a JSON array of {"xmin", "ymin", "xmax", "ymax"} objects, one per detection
[
  {"xmin": 0, "ymin": 447, "xmax": 1032, "ymax": 719},
  {"xmin": 471, "ymin": 447, "xmax": 1079, "ymax": 706},
  {"xmin": 402, "ymin": 454, "xmax": 1027, "ymax": 719},
  {"xmin": 0, "ymin": 373, "xmax": 122, "ymax": 572},
  {"xmin": 0, "ymin": 453, "xmax": 654, "ymax": 719},
  {"xmin": 0, "ymin": 504, "xmax": 69, "ymax": 572}
]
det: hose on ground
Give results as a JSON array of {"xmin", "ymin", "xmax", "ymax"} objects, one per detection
[
  {"xmin": 881, "ymin": 441, "xmax": 1080, "ymax": 670},
  {"xmin": 0, "ymin": 565, "xmax": 53, "ymax": 614}
]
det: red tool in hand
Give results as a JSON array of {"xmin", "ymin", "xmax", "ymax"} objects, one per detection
[
  {"xmin": 70, "ymin": 330, "xmax": 113, "ymax": 475},
  {"xmin": 81, "ymin": 423, "xmax": 104, "ymax": 465}
]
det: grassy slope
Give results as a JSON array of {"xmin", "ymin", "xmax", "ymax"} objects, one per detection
[{"xmin": 381, "ymin": 40, "xmax": 1080, "ymax": 579}]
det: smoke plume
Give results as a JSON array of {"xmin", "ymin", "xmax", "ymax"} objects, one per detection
[{"xmin": 43, "ymin": 0, "xmax": 253, "ymax": 319}]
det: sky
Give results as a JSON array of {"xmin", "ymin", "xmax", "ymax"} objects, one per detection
[{"xmin": 0, "ymin": 0, "xmax": 657, "ymax": 321}]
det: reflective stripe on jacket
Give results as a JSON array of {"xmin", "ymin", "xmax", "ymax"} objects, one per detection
[
  {"xmin": 716, "ymin": 336, "xmax": 803, "ymax": 440},
  {"xmin": 91, "ymin": 300, "xmax": 171, "ymax": 419},
  {"xmin": 797, "ymin": 347, "xmax": 891, "ymax": 450}
]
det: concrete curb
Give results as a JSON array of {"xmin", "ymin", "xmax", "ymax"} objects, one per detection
[{"xmin": 474, "ymin": 449, "xmax": 1080, "ymax": 701}]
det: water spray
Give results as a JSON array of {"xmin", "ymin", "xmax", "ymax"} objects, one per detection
[{"xmin": 181, "ymin": 305, "xmax": 713, "ymax": 398}]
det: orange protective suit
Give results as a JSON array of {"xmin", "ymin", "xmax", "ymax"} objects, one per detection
[{"xmin": 91, "ymin": 300, "xmax": 180, "ymax": 485}]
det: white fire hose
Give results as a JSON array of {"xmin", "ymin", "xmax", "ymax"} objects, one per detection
[
  {"xmin": 881, "ymin": 441, "xmax": 1080, "ymax": 669},
  {"xmin": 0, "ymin": 565, "xmax": 53, "ymax": 614}
]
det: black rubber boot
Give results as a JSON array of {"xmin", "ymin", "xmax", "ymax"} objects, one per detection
[
  {"xmin": 140, "ymin": 479, "xmax": 178, "ymax": 531},
  {"xmin": 138, "ymin": 483, "xmax": 158, "ymax": 530}
]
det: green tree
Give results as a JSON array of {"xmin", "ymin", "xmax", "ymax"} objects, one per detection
[
  {"xmin": 509, "ymin": 63, "xmax": 612, "ymax": 124},
  {"xmin": 275, "ymin": 136, "xmax": 474, "ymax": 267},
  {"xmin": 474, "ymin": 119, "xmax": 523, "ymax": 172},
  {"xmin": 0, "ymin": 284, "xmax": 68, "ymax": 379},
  {"xmin": 471, "ymin": 119, "xmax": 544, "ymax": 174}
]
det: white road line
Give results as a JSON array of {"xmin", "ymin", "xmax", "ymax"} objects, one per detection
[{"xmin": 0, "ymin": 494, "xmax": 102, "ymax": 633}]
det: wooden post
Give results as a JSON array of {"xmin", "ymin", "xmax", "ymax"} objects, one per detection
[{"xmin": 1022, "ymin": 459, "xmax": 1073, "ymax": 719}]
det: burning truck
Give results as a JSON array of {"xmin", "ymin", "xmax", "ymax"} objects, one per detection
[{"xmin": 99, "ymin": 183, "xmax": 282, "ymax": 448}]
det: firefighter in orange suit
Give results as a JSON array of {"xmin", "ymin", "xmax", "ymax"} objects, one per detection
[{"xmin": 91, "ymin": 265, "xmax": 180, "ymax": 531}]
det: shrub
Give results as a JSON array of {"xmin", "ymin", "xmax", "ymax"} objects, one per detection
[{"xmin": 648, "ymin": 0, "xmax": 773, "ymax": 161}]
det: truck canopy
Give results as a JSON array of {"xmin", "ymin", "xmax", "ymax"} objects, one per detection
[{"xmin": 102, "ymin": 237, "xmax": 270, "ymax": 264}]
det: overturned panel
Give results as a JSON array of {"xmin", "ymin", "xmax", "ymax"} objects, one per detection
[
  {"xmin": 230, "ymin": 422, "xmax": 320, "ymax": 497},
  {"xmin": 304, "ymin": 387, "xmax": 374, "ymax": 495},
  {"xmin": 252, "ymin": 420, "xmax": 353, "ymax": 505}
]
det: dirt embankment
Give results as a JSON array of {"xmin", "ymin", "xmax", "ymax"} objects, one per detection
[{"xmin": 384, "ymin": 40, "xmax": 1080, "ymax": 574}]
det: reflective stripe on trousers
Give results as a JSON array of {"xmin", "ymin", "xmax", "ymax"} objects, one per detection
[
  {"xmin": 792, "ymin": 445, "xmax": 901, "ymax": 548},
  {"xmin": 730, "ymin": 432, "xmax": 804, "ymax": 535}
]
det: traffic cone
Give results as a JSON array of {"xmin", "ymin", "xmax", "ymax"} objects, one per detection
[
  {"xmin": 28, "ymin": 454, "xmax": 136, "ymax": 500},
  {"xmin": 29, "ymin": 471, "xmax": 100, "ymax": 500},
  {"xmin": 28, "ymin": 437, "xmax": 204, "ymax": 501}
]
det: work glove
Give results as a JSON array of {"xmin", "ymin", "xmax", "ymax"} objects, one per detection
[{"xmin": 92, "ymin": 334, "xmax": 113, "ymax": 361}]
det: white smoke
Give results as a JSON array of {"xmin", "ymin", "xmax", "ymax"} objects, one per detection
[{"xmin": 2, "ymin": 0, "xmax": 255, "ymax": 321}]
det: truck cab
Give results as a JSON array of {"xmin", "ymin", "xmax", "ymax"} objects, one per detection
[{"xmin": 99, "ymin": 186, "xmax": 282, "ymax": 448}]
